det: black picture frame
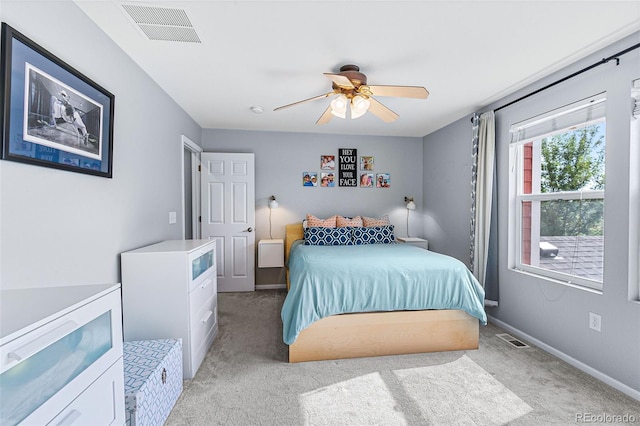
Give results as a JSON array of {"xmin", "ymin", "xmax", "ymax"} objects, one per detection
[{"xmin": 1, "ymin": 23, "xmax": 114, "ymax": 178}]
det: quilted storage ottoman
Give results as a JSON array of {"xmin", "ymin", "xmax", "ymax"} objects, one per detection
[{"xmin": 124, "ymin": 339, "xmax": 183, "ymax": 426}]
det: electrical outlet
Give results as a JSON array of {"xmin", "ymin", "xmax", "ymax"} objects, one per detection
[
  {"xmin": 589, "ymin": 312, "xmax": 601, "ymax": 332},
  {"xmin": 169, "ymin": 211, "xmax": 177, "ymax": 224}
]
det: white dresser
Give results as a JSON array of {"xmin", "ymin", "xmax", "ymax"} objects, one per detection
[
  {"xmin": 0, "ymin": 284, "xmax": 125, "ymax": 426},
  {"xmin": 121, "ymin": 239, "xmax": 218, "ymax": 379}
]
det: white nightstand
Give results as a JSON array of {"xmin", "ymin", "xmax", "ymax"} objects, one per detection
[
  {"xmin": 258, "ymin": 239, "xmax": 284, "ymax": 268},
  {"xmin": 397, "ymin": 237, "xmax": 429, "ymax": 250}
]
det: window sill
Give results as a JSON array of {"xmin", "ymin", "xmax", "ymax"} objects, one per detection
[{"xmin": 509, "ymin": 267, "xmax": 603, "ymax": 295}]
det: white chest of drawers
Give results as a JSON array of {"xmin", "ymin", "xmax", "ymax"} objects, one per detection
[
  {"xmin": 121, "ymin": 239, "xmax": 218, "ymax": 379},
  {"xmin": 0, "ymin": 284, "xmax": 125, "ymax": 426}
]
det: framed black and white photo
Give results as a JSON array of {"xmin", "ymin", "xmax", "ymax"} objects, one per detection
[{"xmin": 1, "ymin": 23, "xmax": 114, "ymax": 177}]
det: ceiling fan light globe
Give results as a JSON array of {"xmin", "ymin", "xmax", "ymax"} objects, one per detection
[
  {"xmin": 330, "ymin": 95, "xmax": 348, "ymax": 119},
  {"xmin": 350, "ymin": 95, "xmax": 371, "ymax": 119}
]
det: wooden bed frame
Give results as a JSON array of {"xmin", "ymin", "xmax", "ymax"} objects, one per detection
[{"xmin": 284, "ymin": 223, "xmax": 479, "ymax": 363}]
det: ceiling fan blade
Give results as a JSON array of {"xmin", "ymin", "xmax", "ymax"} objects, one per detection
[
  {"xmin": 368, "ymin": 85, "xmax": 429, "ymax": 99},
  {"xmin": 323, "ymin": 73, "xmax": 355, "ymax": 89},
  {"xmin": 274, "ymin": 92, "xmax": 334, "ymax": 111},
  {"xmin": 316, "ymin": 105, "xmax": 334, "ymax": 125},
  {"xmin": 368, "ymin": 97, "xmax": 399, "ymax": 123}
]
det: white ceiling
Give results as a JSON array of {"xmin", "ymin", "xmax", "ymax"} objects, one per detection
[{"xmin": 74, "ymin": 1, "xmax": 640, "ymax": 138}]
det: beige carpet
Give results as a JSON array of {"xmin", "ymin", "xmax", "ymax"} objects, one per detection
[
  {"xmin": 166, "ymin": 290, "xmax": 640, "ymax": 426},
  {"xmin": 299, "ymin": 355, "xmax": 532, "ymax": 425}
]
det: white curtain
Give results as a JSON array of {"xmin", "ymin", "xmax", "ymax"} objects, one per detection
[{"xmin": 471, "ymin": 111, "xmax": 497, "ymax": 306}]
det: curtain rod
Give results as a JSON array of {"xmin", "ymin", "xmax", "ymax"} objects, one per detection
[{"xmin": 480, "ymin": 42, "xmax": 640, "ymax": 118}]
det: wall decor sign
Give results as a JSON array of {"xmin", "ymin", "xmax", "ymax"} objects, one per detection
[
  {"xmin": 1, "ymin": 23, "xmax": 115, "ymax": 178},
  {"xmin": 338, "ymin": 148, "xmax": 357, "ymax": 187}
]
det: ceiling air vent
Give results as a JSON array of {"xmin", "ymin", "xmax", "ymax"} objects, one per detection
[{"xmin": 121, "ymin": 3, "xmax": 201, "ymax": 43}]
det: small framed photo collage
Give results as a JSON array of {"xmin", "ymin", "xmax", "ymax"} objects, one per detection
[{"xmin": 303, "ymin": 149, "xmax": 390, "ymax": 188}]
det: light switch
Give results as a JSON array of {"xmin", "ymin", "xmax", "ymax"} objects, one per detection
[{"xmin": 169, "ymin": 211, "xmax": 177, "ymax": 224}]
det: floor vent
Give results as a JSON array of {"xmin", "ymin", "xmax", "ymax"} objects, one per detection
[
  {"xmin": 121, "ymin": 3, "xmax": 201, "ymax": 43},
  {"xmin": 496, "ymin": 333, "xmax": 529, "ymax": 348}
]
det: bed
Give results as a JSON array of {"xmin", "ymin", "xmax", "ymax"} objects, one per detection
[{"xmin": 281, "ymin": 222, "xmax": 487, "ymax": 363}]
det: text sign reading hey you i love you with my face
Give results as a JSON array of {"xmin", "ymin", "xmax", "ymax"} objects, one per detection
[{"xmin": 339, "ymin": 148, "xmax": 358, "ymax": 187}]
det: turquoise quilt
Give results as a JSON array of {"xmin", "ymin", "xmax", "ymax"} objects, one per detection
[{"xmin": 281, "ymin": 241, "xmax": 487, "ymax": 345}]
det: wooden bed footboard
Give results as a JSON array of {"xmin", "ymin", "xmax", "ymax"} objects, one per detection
[{"xmin": 289, "ymin": 309, "xmax": 479, "ymax": 363}]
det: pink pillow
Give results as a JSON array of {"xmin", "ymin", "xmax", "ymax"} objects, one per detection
[
  {"xmin": 337, "ymin": 215, "xmax": 363, "ymax": 227},
  {"xmin": 306, "ymin": 214, "xmax": 337, "ymax": 228},
  {"xmin": 362, "ymin": 215, "xmax": 390, "ymax": 227}
]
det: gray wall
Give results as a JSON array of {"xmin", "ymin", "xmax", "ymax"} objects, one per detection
[
  {"xmin": 424, "ymin": 32, "xmax": 640, "ymax": 396},
  {"xmin": 0, "ymin": 2, "xmax": 202, "ymax": 289},
  {"xmin": 201, "ymin": 129, "xmax": 424, "ymax": 285},
  {"xmin": 422, "ymin": 117, "xmax": 474, "ymax": 266}
]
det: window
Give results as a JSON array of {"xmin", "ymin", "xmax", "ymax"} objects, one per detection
[{"xmin": 510, "ymin": 94, "xmax": 606, "ymax": 290}]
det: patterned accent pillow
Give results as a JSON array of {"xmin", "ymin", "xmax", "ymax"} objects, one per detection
[
  {"xmin": 306, "ymin": 214, "xmax": 337, "ymax": 228},
  {"xmin": 362, "ymin": 215, "xmax": 391, "ymax": 227},
  {"xmin": 353, "ymin": 225, "xmax": 396, "ymax": 244},
  {"xmin": 304, "ymin": 227, "xmax": 354, "ymax": 245},
  {"xmin": 337, "ymin": 215, "xmax": 363, "ymax": 228}
]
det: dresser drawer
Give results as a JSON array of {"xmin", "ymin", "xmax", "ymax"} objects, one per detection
[
  {"xmin": 191, "ymin": 317, "xmax": 218, "ymax": 376},
  {"xmin": 47, "ymin": 358, "xmax": 125, "ymax": 426},
  {"xmin": 189, "ymin": 294, "xmax": 217, "ymax": 355},
  {"xmin": 189, "ymin": 247, "xmax": 216, "ymax": 293},
  {"xmin": 189, "ymin": 272, "xmax": 216, "ymax": 315}
]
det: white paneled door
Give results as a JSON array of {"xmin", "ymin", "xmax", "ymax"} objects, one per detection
[{"xmin": 201, "ymin": 153, "xmax": 255, "ymax": 292}]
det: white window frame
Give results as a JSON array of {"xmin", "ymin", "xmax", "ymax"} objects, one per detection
[
  {"xmin": 513, "ymin": 163, "xmax": 605, "ymax": 289},
  {"xmin": 509, "ymin": 94, "xmax": 606, "ymax": 291}
]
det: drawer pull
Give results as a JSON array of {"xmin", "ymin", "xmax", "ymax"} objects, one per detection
[
  {"xmin": 201, "ymin": 310, "xmax": 213, "ymax": 324},
  {"xmin": 56, "ymin": 409, "xmax": 82, "ymax": 425},
  {"xmin": 8, "ymin": 320, "xmax": 78, "ymax": 362},
  {"xmin": 200, "ymin": 278, "xmax": 212, "ymax": 289}
]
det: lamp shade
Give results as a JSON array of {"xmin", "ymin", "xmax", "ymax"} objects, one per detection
[
  {"xmin": 404, "ymin": 196, "xmax": 416, "ymax": 210},
  {"xmin": 269, "ymin": 195, "xmax": 279, "ymax": 209}
]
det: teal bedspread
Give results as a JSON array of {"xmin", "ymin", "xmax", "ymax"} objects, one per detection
[{"xmin": 281, "ymin": 241, "xmax": 487, "ymax": 345}]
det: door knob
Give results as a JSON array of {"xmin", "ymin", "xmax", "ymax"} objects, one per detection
[{"xmin": 246, "ymin": 227, "xmax": 253, "ymax": 232}]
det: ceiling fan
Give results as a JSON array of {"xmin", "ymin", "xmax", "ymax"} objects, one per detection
[{"xmin": 273, "ymin": 64, "xmax": 429, "ymax": 124}]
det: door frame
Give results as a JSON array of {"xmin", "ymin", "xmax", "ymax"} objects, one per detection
[{"xmin": 181, "ymin": 135, "xmax": 202, "ymax": 240}]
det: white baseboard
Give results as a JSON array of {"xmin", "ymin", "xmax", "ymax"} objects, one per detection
[
  {"xmin": 255, "ymin": 284, "xmax": 286, "ymax": 290},
  {"xmin": 488, "ymin": 315, "xmax": 640, "ymax": 402}
]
